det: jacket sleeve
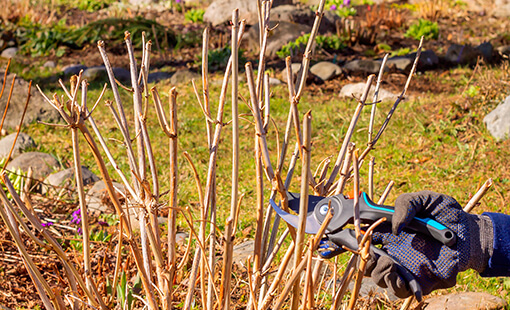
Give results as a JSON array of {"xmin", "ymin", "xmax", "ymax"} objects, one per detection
[{"xmin": 480, "ymin": 212, "xmax": 510, "ymax": 277}]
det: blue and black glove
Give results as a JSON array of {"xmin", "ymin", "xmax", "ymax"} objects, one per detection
[{"xmin": 366, "ymin": 191, "xmax": 494, "ymax": 298}]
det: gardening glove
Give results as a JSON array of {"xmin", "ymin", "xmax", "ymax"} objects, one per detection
[{"xmin": 365, "ymin": 191, "xmax": 494, "ymax": 298}]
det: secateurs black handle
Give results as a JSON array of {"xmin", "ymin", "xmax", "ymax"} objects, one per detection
[
  {"xmin": 326, "ymin": 229, "xmax": 423, "ymax": 302},
  {"xmin": 313, "ymin": 193, "xmax": 456, "ymax": 246}
]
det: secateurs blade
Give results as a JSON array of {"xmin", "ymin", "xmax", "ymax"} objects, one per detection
[{"xmin": 269, "ymin": 192, "xmax": 458, "ymax": 302}]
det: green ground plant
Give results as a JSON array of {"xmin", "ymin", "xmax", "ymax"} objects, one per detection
[
  {"xmin": 405, "ymin": 18, "xmax": 439, "ymax": 40},
  {"xmin": 14, "ymin": 18, "xmax": 74, "ymax": 57},
  {"xmin": 184, "ymin": 8, "xmax": 205, "ymax": 23},
  {"xmin": 277, "ymin": 34, "xmax": 347, "ymax": 58}
]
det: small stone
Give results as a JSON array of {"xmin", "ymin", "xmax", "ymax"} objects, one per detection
[
  {"xmin": 445, "ymin": 44, "xmax": 482, "ymax": 66},
  {"xmin": 281, "ymin": 63, "xmax": 306, "ymax": 84},
  {"xmin": 86, "ymin": 180, "xmax": 125, "ymax": 215},
  {"xmin": 112, "ymin": 67, "xmax": 131, "ymax": 82},
  {"xmin": 42, "ymin": 166, "xmax": 100, "ymax": 195},
  {"xmin": 83, "ymin": 66, "xmax": 130, "ymax": 82},
  {"xmin": 476, "ymin": 42, "xmax": 495, "ymax": 62},
  {"xmin": 1, "ymin": 47, "xmax": 18, "ymax": 59},
  {"xmin": 340, "ymin": 82, "xmax": 397, "ymax": 102},
  {"xmin": 484, "ymin": 95, "xmax": 510, "ymax": 141},
  {"xmin": 386, "ymin": 56, "xmax": 413, "ymax": 72},
  {"xmin": 43, "ymin": 60, "xmax": 56, "ymax": 68},
  {"xmin": 414, "ymin": 49, "xmax": 439, "ymax": 70},
  {"xmin": 232, "ymin": 240, "xmax": 254, "ymax": 264},
  {"xmin": 147, "ymin": 71, "xmax": 173, "ymax": 84},
  {"xmin": 7, "ymin": 152, "xmax": 60, "ymax": 180},
  {"xmin": 83, "ymin": 66, "xmax": 107, "ymax": 81},
  {"xmin": 310, "ymin": 61, "xmax": 342, "ymax": 81},
  {"xmin": 176, "ymin": 232, "xmax": 189, "ymax": 244},
  {"xmin": 423, "ymin": 292, "xmax": 507, "ymax": 309},
  {"xmin": 497, "ymin": 45, "xmax": 510, "ymax": 57},
  {"xmin": 0, "ymin": 132, "xmax": 36, "ymax": 159},
  {"xmin": 343, "ymin": 59, "xmax": 382, "ymax": 74},
  {"xmin": 63, "ymin": 64, "xmax": 87, "ymax": 76},
  {"xmin": 268, "ymin": 77, "xmax": 282, "ymax": 86}
]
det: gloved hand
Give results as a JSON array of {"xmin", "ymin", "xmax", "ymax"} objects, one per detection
[{"xmin": 366, "ymin": 191, "xmax": 494, "ymax": 298}]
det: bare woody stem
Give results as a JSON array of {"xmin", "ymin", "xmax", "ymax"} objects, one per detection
[
  {"xmin": 291, "ymin": 111, "xmax": 312, "ymax": 310},
  {"xmin": 326, "ymin": 75, "xmax": 375, "ymax": 193},
  {"xmin": 464, "ymin": 178, "xmax": 493, "ymax": 213}
]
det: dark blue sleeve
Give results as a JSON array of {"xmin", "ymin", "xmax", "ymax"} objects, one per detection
[{"xmin": 480, "ymin": 212, "xmax": 510, "ymax": 277}]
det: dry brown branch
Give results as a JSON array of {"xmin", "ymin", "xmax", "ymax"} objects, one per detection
[
  {"xmin": 368, "ymin": 54, "xmax": 389, "ymax": 142},
  {"xmin": 378, "ymin": 180, "xmax": 395, "ymax": 205},
  {"xmin": 464, "ymin": 178, "xmax": 493, "ymax": 213},
  {"xmin": 0, "ymin": 74, "xmax": 16, "ymax": 132},
  {"xmin": 368, "ymin": 157, "xmax": 375, "ymax": 200},
  {"xmin": 291, "ymin": 111, "xmax": 312, "ymax": 310}
]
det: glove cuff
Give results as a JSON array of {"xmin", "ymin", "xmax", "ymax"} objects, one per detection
[
  {"xmin": 480, "ymin": 212, "xmax": 510, "ymax": 277},
  {"xmin": 466, "ymin": 214, "xmax": 493, "ymax": 273}
]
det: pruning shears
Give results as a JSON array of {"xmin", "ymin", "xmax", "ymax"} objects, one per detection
[{"xmin": 269, "ymin": 192, "xmax": 457, "ymax": 302}]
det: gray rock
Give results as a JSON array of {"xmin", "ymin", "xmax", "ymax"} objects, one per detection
[
  {"xmin": 176, "ymin": 232, "xmax": 189, "ymax": 244},
  {"xmin": 85, "ymin": 180, "xmax": 165, "ymax": 228},
  {"xmin": 484, "ymin": 95, "xmax": 510, "ymax": 140},
  {"xmin": 42, "ymin": 166, "xmax": 100, "ymax": 194},
  {"xmin": 281, "ymin": 63, "xmax": 307, "ymax": 84},
  {"xmin": 1, "ymin": 47, "xmax": 18, "ymax": 59},
  {"xmin": 0, "ymin": 132, "xmax": 35, "ymax": 159},
  {"xmin": 7, "ymin": 152, "xmax": 60, "ymax": 180},
  {"xmin": 148, "ymin": 71, "xmax": 173, "ymax": 83},
  {"xmin": 43, "ymin": 60, "xmax": 56, "ymax": 68},
  {"xmin": 340, "ymin": 82, "xmax": 397, "ymax": 102},
  {"xmin": 86, "ymin": 180, "xmax": 126, "ymax": 215},
  {"xmin": 232, "ymin": 240, "xmax": 254, "ymax": 264},
  {"xmin": 310, "ymin": 61, "xmax": 342, "ymax": 81},
  {"xmin": 386, "ymin": 56, "xmax": 413, "ymax": 72},
  {"xmin": 270, "ymin": 5, "xmax": 340, "ymax": 33},
  {"xmin": 0, "ymin": 75, "xmax": 61, "ymax": 129},
  {"xmin": 497, "ymin": 45, "xmax": 510, "ymax": 57},
  {"xmin": 476, "ymin": 42, "xmax": 494, "ymax": 62},
  {"xmin": 170, "ymin": 69, "xmax": 201, "ymax": 85},
  {"xmin": 386, "ymin": 50, "xmax": 439, "ymax": 72},
  {"xmin": 63, "ymin": 64, "xmax": 87, "ymax": 76},
  {"xmin": 445, "ymin": 44, "xmax": 482, "ymax": 66},
  {"xmin": 414, "ymin": 49, "xmax": 439, "ymax": 69},
  {"xmin": 83, "ymin": 66, "xmax": 130, "ymax": 82},
  {"xmin": 423, "ymin": 292, "xmax": 507, "ymax": 309},
  {"xmin": 204, "ymin": 0, "xmax": 292, "ymax": 26},
  {"xmin": 83, "ymin": 66, "xmax": 106, "ymax": 81},
  {"xmin": 268, "ymin": 77, "xmax": 282, "ymax": 85},
  {"xmin": 494, "ymin": 0, "xmax": 510, "ymax": 17},
  {"xmin": 343, "ymin": 59, "xmax": 382, "ymax": 74},
  {"xmin": 243, "ymin": 21, "xmax": 311, "ymax": 57},
  {"xmin": 129, "ymin": 0, "xmax": 156, "ymax": 6},
  {"xmin": 113, "ymin": 67, "xmax": 131, "ymax": 82}
]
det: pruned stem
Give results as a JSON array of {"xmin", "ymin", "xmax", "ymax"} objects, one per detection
[{"xmin": 464, "ymin": 178, "xmax": 493, "ymax": 213}]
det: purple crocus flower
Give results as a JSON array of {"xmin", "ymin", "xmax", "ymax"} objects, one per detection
[
  {"xmin": 330, "ymin": 4, "xmax": 337, "ymax": 10},
  {"xmin": 41, "ymin": 222, "xmax": 53, "ymax": 227},
  {"xmin": 343, "ymin": 0, "xmax": 351, "ymax": 6},
  {"xmin": 71, "ymin": 209, "xmax": 81, "ymax": 225}
]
